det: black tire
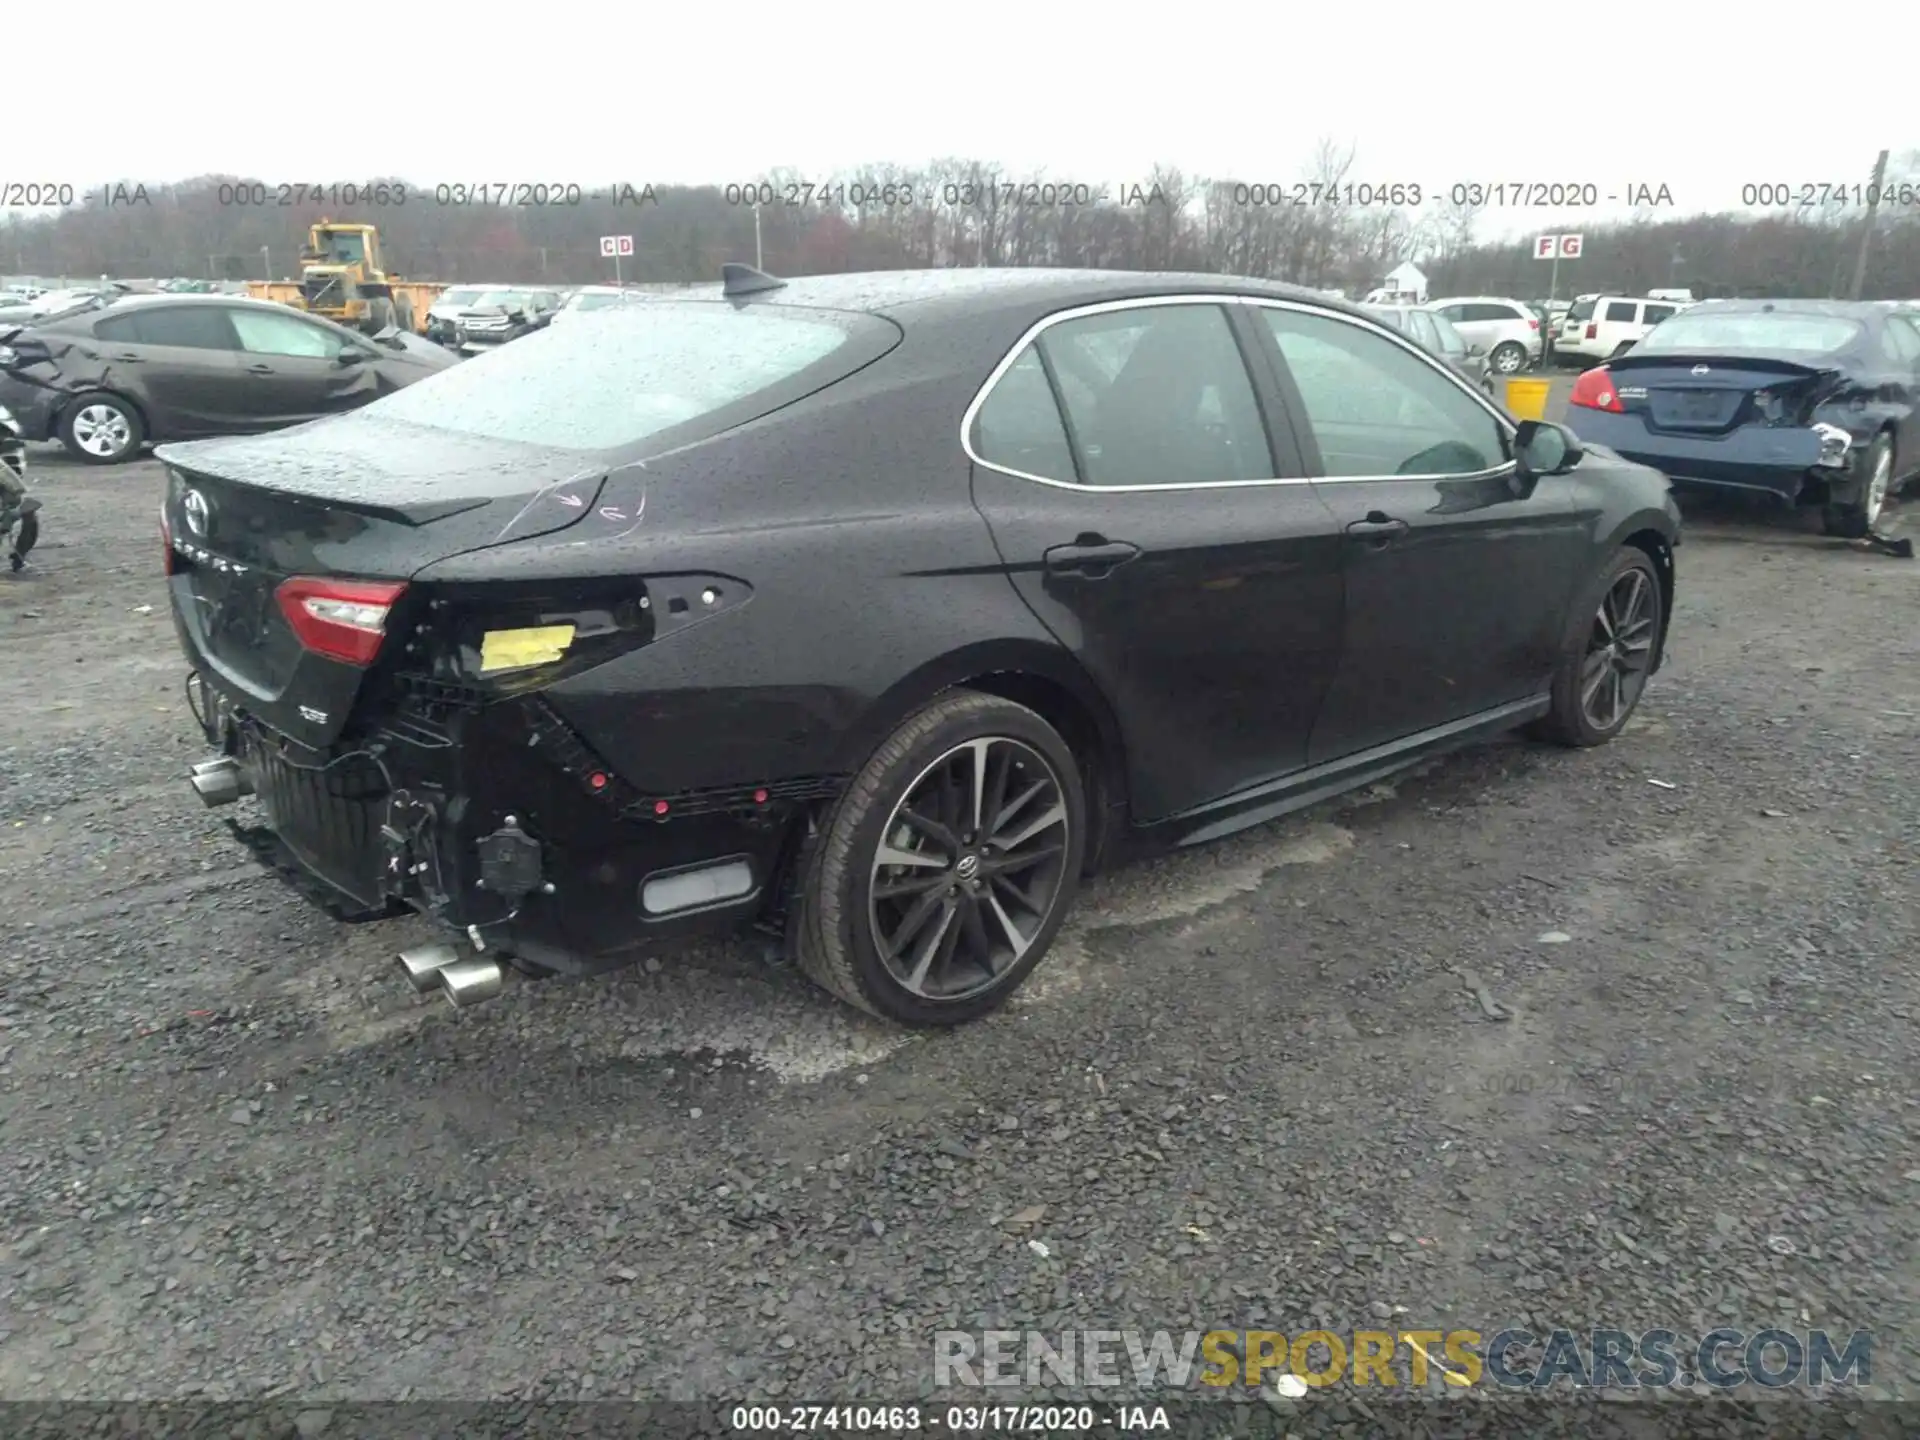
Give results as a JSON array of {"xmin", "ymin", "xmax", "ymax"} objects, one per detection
[
  {"xmin": 1535, "ymin": 547, "xmax": 1664, "ymax": 748},
  {"xmin": 1821, "ymin": 433, "xmax": 1892, "ymax": 539},
  {"xmin": 58, "ymin": 392, "xmax": 144, "ymax": 465},
  {"xmin": 1490, "ymin": 341, "xmax": 1527, "ymax": 375},
  {"xmin": 793, "ymin": 689, "xmax": 1088, "ymax": 1027}
]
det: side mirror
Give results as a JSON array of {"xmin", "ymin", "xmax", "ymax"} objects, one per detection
[
  {"xmin": 337, "ymin": 347, "xmax": 371, "ymax": 365},
  {"xmin": 1513, "ymin": 419, "xmax": 1583, "ymax": 478}
]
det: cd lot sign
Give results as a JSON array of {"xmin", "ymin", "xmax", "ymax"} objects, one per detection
[
  {"xmin": 599, "ymin": 233, "xmax": 634, "ymax": 283},
  {"xmin": 1535, "ymin": 234, "xmax": 1583, "ymax": 259}
]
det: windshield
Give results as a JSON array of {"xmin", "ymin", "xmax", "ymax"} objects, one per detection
[
  {"xmin": 361, "ymin": 302, "xmax": 874, "ymax": 451},
  {"xmin": 437, "ymin": 287, "xmax": 484, "ymax": 309},
  {"xmin": 1635, "ymin": 311, "xmax": 1863, "ymax": 355},
  {"xmin": 468, "ymin": 290, "xmax": 529, "ymax": 309},
  {"xmin": 1363, "ymin": 308, "xmax": 1406, "ymax": 332},
  {"xmin": 1568, "ymin": 298, "xmax": 1597, "ymax": 322},
  {"xmin": 568, "ymin": 292, "xmax": 628, "ymax": 312}
]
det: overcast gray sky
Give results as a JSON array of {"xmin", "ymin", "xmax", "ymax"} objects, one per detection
[{"xmin": 17, "ymin": 0, "xmax": 1912, "ymax": 243}]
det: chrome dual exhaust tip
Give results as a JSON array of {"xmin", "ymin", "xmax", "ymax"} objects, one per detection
[
  {"xmin": 396, "ymin": 944, "xmax": 504, "ymax": 1008},
  {"xmin": 189, "ymin": 756, "xmax": 253, "ymax": 808},
  {"xmin": 397, "ymin": 943, "xmax": 461, "ymax": 992},
  {"xmin": 439, "ymin": 958, "xmax": 504, "ymax": 1008}
]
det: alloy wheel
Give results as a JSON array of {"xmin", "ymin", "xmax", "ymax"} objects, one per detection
[
  {"xmin": 72, "ymin": 405, "xmax": 131, "ymax": 458},
  {"xmin": 1863, "ymin": 446, "xmax": 1892, "ymax": 528},
  {"xmin": 1579, "ymin": 568, "xmax": 1657, "ymax": 732},
  {"xmin": 868, "ymin": 736, "xmax": 1072, "ymax": 1002},
  {"xmin": 1493, "ymin": 344, "xmax": 1525, "ymax": 374}
]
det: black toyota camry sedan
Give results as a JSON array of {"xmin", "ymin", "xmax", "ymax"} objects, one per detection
[{"xmin": 163, "ymin": 266, "xmax": 1681, "ymax": 1027}]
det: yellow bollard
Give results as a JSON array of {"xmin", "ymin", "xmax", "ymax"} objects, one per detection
[{"xmin": 1503, "ymin": 376, "xmax": 1553, "ymax": 421}]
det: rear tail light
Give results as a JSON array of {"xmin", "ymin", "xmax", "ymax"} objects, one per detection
[
  {"xmin": 1528, "ymin": 318, "xmax": 1540, "ymax": 330},
  {"xmin": 276, "ymin": 577, "xmax": 407, "ymax": 666},
  {"xmin": 1585, "ymin": 322, "xmax": 1598, "ymax": 339},
  {"xmin": 1569, "ymin": 367, "xmax": 1623, "ymax": 413}
]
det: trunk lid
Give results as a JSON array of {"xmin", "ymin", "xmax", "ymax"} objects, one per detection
[
  {"xmin": 160, "ymin": 413, "xmax": 611, "ymax": 747},
  {"xmin": 1601, "ymin": 351, "xmax": 1847, "ymax": 437}
]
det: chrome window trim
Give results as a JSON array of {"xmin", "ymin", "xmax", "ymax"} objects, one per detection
[{"xmin": 960, "ymin": 292, "xmax": 1518, "ymax": 493}]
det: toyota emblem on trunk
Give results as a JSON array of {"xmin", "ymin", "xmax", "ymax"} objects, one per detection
[
  {"xmin": 182, "ymin": 489, "xmax": 210, "ymax": 537},
  {"xmin": 1691, "ymin": 365, "xmax": 1711, "ymax": 376}
]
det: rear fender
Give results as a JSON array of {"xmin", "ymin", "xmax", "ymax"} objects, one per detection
[
  {"xmin": 1, "ymin": 336, "xmax": 149, "ymax": 431},
  {"xmin": 830, "ymin": 637, "xmax": 1127, "ymax": 782}
]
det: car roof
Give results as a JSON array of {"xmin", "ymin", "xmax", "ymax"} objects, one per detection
[
  {"xmin": 1676, "ymin": 298, "xmax": 1883, "ymax": 318},
  {"xmin": 606, "ymin": 267, "xmax": 1371, "ymax": 327},
  {"xmin": 88, "ymin": 292, "xmax": 302, "ymax": 312}
]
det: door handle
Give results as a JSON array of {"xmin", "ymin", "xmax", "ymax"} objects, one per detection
[
  {"xmin": 245, "ymin": 362, "xmax": 274, "ymax": 374},
  {"xmin": 1346, "ymin": 512, "xmax": 1409, "ymax": 545},
  {"xmin": 1351, "ymin": 514, "xmax": 1413, "ymax": 545},
  {"xmin": 1043, "ymin": 538, "xmax": 1140, "ymax": 578},
  {"xmin": 111, "ymin": 352, "xmax": 144, "ymax": 362}
]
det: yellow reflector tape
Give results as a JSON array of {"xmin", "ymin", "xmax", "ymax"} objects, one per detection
[{"xmin": 479, "ymin": 624, "xmax": 576, "ymax": 674}]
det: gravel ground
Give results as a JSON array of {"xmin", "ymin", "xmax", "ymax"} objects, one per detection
[{"xmin": 1, "ymin": 406, "xmax": 1918, "ymax": 1429}]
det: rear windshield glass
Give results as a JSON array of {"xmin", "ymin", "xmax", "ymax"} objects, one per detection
[
  {"xmin": 362, "ymin": 302, "xmax": 876, "ymax": 451},
  {"xmin": 1364, "ymin": 308, "xmax": 1406, "ymax": 332},
  {"xmin": 1567, "ymin": 298, "xmax": 1597, "ymax": 321},
  {"xmin": 1635, "ymin": 312, "xmax": 1862, "ymax": 354}
]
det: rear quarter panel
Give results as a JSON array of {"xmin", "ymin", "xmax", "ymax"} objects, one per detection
[{"xmin": 413, "ymin": 322, "xmax": 1068, "ymax": 795}]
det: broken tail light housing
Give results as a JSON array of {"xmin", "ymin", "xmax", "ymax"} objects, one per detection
[
  {"xmin": 276, "ymin": 577, "xmax": 407, "ymax": 666},
  {"xmin": 1569, "ymin": 368, "xmax": 1623, "ymax": 413}
]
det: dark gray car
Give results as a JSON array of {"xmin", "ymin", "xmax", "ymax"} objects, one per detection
[{"xmin": 0, "ymin": 293, "xmax": 458, "ymax": 464}]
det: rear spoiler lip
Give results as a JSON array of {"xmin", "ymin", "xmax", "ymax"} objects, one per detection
[
  {"xmin": 156, "ymin": 449, "xmax": 495, "ymax": 528},
  {"xmin": 1602, "ymin": 350, "xmax": 1846, "ymax": 380}
]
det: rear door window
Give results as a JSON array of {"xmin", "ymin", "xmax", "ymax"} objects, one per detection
[
  {"xmin": 1884, "ymin": 315, "xmax": 1920, "ymax": 365},
  {"xmin": 972, "ymin": 347, "xmax": 1077, "ymax": 483},
  {"xmin": 96, "ymin": 305, "xmax": 238, "ymax": 350},
  {"xmin": 1604, "ymin": 301, "xmax": 1637, "ymax": 323},
  {"xmin": 1033, "ymin": 304, "xmax": 1274, "ymax": 486},
  {"xmin": 1642, "ymin": 304, "xmax": 1677, "ymax": 326},
  {"xmin": 1568, "ymin": 298, "xmax": 1597, "ymax": 322},
  {"xmin": 1406, "ymin": 309, "xmax": 1441, "ymax": 350}
]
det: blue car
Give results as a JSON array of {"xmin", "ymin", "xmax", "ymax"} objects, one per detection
[{"xmin": 1565, "ymin": 299, "xmax": 1920, "ymax": 536}]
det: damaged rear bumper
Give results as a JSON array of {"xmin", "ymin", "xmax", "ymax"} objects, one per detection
[
  {"xmin": 1568, "ymin": 411, "xmax": 1847, "ymax": 502},
  {"xmin": 183, "ymin": 668, "xmax": 808, "ymax": 977}
]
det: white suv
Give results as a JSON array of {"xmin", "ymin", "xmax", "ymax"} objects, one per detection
[
  {"xmin": 1427, "ymin": 297, "xmax": 1542, "ymax": 375},
  {"xmin": 1557, "ymin": 295, "xmax": 1687, "ymax": 363}
]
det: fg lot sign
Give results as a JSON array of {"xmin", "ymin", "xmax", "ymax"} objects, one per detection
[{"xmin": 1534, "ymin": 234, "xmax": 1583, "ymax": 259}]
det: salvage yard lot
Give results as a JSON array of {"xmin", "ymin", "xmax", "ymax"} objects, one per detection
[{"xmin": 2, "ymin": 405, "xmax": 1919, "ymax": 1407}]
